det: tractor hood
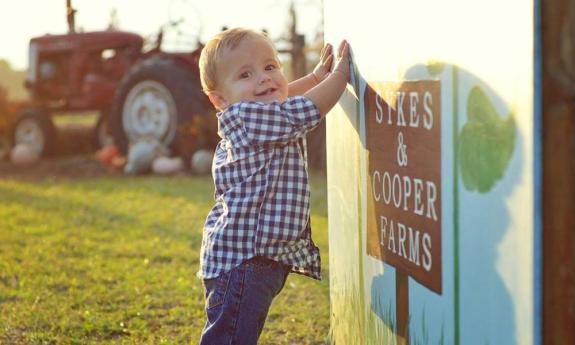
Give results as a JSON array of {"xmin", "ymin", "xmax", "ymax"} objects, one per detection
[{"xmin": 30, "ymin": 31, "xmax": 144, "ymax": 53}]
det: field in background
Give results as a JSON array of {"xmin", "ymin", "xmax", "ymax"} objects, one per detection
[{"xmin": 0, "ymin": 173, "xmax": 330, "ymax": 344}]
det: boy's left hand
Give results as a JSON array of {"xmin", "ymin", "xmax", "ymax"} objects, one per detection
[{"xmin": 311, "ymin": 44, "xmax": 334, "ymax": 83}]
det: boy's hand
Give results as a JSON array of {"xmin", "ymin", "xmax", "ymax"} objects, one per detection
[
  {"xmin": 311, "ymin": 44, "xmax": 334, "ymax": 83},
  {"xmin": 332, "ymin": 40, "xmax": 351, "ymax": 82},
  {"xmin": 303, "ymin": 40, "xmax": 352, "ymax": 116}
]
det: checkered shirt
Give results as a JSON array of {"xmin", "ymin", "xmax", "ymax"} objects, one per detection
[{"xmin": 198, "ymin": 96, "xmax": 322, "ymax": 281}]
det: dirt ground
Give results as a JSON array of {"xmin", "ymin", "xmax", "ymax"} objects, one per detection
[{"xmin": 0, "ymin": 155, "xmax": 118, "ymax": 181}]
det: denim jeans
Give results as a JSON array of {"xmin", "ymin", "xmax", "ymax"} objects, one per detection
[{"xmin": 199, "ymin": 256, "xmax": 290, "ymax": 345}]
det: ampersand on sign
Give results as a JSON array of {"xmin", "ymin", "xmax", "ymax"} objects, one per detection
[{"xmin": 397, "ymin": 132, "xmax": 408, "ymax": 167}]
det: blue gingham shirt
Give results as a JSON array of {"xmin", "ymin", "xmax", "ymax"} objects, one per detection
[{"xmin": 198, "ymin": 96, "xmax": 322, "ymax": 281}]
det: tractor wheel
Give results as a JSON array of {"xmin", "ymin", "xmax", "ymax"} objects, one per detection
[
  {"xmin": 110, "ymin": 57, "xmax": 213, "ymax": 155},
  {"xmin": 94, "ymin": 113, "xmax": 115, "ymax": 149},
  {"xmin": 11, "ymin": 109, "xmax": 56, "ymax": 157}
]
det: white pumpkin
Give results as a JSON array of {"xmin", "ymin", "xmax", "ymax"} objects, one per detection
[
  {"xmin": 10, "ymin": 144, "xmax": 39, "ymax": 166},
  {"xmin": 152, "ymin": 156, "xmax": 184, "ymax": 175},
  {"xmin": 191, "ymin": 149, "xmax": 213, "ymax": 175}
]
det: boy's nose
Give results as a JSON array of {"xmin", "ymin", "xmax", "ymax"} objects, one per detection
[{"xmin": 259, "ymin": 73, "xmax": 271, "ymax": 84}]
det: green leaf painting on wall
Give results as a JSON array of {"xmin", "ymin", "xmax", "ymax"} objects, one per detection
[
  {"xmin": 426, "ymin": 61, "xmax": 446, "ymax": 77},
  {"xmin": 458, "ymin": 86, "xmax": 516, "ymax": 193}
]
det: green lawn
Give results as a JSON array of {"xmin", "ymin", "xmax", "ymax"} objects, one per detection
[{"xmin": 0, "ymin": 173, "xmax": 330, "ymax": 344}]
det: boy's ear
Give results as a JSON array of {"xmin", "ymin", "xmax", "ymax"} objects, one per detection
[{"xmin": 207, "ymin": 91, "xmax": 229, "ymax": 111}]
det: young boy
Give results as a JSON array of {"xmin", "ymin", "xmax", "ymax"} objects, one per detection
[{"xmin": 197, "ymin": 28, "xmax": 350, "ymax": 344}]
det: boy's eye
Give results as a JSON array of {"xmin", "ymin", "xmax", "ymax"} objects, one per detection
[
  {"xmin": 265, "ymin": 64, "xmax": 277, "ymax": 71},
  {"xmin": 239, "ymin": 71, "xmax": 251, "ymax": 79}
]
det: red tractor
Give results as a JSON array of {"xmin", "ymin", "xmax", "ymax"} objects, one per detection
[{"xmin": 12, "ymin": 0, "xmax": 216, "ymax": 159}]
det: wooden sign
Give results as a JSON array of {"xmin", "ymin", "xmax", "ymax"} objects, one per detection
[{"xmin": 365, "ymin": 81, "xmax": 442, "ymax": 294}]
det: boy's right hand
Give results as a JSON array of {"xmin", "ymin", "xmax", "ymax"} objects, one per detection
[
  {"xmin": 303, "ymin": 40, "xmax": 352, "ymax": 117},
  {"xmin": 332, "ymin": 40, "xmax": 351, "ymax": 83}
]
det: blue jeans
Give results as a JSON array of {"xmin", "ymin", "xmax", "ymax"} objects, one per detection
[{"xmin": 199, "ymin": 256, "xmax": 290, "ymax": 345}]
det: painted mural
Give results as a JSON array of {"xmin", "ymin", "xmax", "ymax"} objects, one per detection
[{"xmin": 324, "ymin": 1, "xmax": 536, "ymax": 344}]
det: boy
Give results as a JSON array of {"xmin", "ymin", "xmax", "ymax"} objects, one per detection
[{"xmin": 197, "ymin": 28, "xmax": 350, "ymax": 344}]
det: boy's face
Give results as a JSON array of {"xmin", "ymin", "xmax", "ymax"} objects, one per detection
[{"xmin": 208, "ymin": 36, "xmax": 288, "ymax": 111}]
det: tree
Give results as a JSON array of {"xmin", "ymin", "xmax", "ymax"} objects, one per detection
[{"xmin": 0, "ymin": 59, "xmax": 27, "ymax": 101}]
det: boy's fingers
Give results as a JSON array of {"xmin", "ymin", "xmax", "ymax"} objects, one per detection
[
  {"xmin": 324, "ymin": 54, "xmax": 334, "ymax": 69},
  {"xmin": 319, "ymin": 45, "xmax": 327, "ymax": 61},
  {"xmin": 337, "ymin": 40, "xmax": 347, "ymax": 58},
  {"xmin": 321, "ymin": 44, "xmax": 333, "ymax": 62},
  {"xmin": 342, "ymin": 41, "xmax": 349, "ymax": 59},
  {"xmin": 319, "ymin": 45, "xmax": 326, "ymax": 60},
  {"xmin": 325, "ymin": 43, "xmax": 333, "ymax": 57},
  {"xmin": 337, "ymin": 41, "xmax": 349, "ymax": 61}
]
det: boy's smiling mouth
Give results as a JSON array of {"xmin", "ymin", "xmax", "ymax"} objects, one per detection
[{"xmin": 255, "ymin": 88, "xmax": 277, "ymax": 97}]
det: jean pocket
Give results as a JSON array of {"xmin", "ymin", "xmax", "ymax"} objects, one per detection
[{"xmin": 203, "ymin": 272, "xmax": 230, "ymax": 309}]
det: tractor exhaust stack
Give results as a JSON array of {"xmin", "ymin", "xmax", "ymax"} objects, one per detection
[{"xmin": 66, "ymin": 0, "xmax": 76, "ymax": 33}]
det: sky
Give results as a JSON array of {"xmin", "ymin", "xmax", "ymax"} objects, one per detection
[{"xmin": 0, "ymin": 0, "xmax": 323, "ymax": 70}]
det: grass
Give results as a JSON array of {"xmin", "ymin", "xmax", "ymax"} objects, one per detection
[{"xmin": 0, "ymin": 173, "xmax": 330, "ymax": 344}]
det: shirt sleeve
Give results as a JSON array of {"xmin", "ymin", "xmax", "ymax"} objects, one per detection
[{"xmin": 235, "ymin": 96, "xmax": 321, "ymax": 145}]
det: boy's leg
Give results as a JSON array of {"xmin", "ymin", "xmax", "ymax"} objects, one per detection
[{"xmin": 200, "ymin": 257, "xmax": 289, "ymax": 345}]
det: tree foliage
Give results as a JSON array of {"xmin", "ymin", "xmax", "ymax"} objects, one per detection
[{"xmin": 0, "ymin": 59, "xmax": 27, "ymax": 101}]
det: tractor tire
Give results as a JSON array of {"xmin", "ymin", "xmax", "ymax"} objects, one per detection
[
  {"xmin": 110, "ymin": 57, "xmax": 213, "ymax": 155},
  {"xmin": 94, "ymin": 113, "xmax": 115, "ymax": 149},
  {"xmin": 11, "ymin": 108, "xmax": 56, "ymax": 157}
]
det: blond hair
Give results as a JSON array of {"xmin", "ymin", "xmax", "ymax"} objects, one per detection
[{"xmin": 199, "ymin": 28, "xmax": 273, "ymax": 93}]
